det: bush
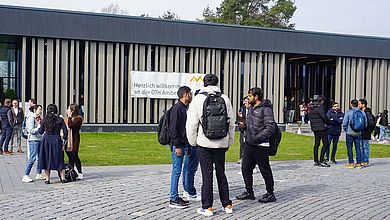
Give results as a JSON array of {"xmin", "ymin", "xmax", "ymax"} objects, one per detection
[{"xmin": 4, "ymin": 89, "xmax": 17, "ymax": 100}]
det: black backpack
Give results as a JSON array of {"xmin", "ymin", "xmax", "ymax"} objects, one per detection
[
  {"xmin": 366, "ymin": 111, "xmax": 376, "ymax": 133},
  {"xmin": 157, "ymin": 107, "xmax": 172, "ymax": 145},
  {"xmin": 201, "ymin": 92, "xmax": 229, "ymax": 140},
  {"xmin": 269, "ymin": 122, "xmax": 282, "ymax": 156}
]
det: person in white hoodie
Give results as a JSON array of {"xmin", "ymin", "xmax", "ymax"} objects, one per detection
[{"xmin": 186, "ymin": 74, "xmax": 235, "ymax": 217}]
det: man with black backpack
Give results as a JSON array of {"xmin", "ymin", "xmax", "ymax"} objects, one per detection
[
  {"xmin": 358, "ymin": 99, "xmax": 375, "ymax": 166},
  {"xmin": 186, "ymin": 74, "xmax": 235, "ymax": 217},
  {"xmin": 168, "ymin": 86, "xmax": 200, "ymax": 209},
  {"xmin": 236, "ymin": 87, "xmax": 277, "ymax": 203},
  {"xmin": 342, "ymin": 99, "xmax": 367, "ymax": 169}
]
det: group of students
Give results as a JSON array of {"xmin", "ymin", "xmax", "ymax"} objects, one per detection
[
  {"xmin": 308, "ymin": 96, "xmax": 388, "ymax": 168},
  {"xmin": 0, "ymin": 98, "xmax": 83, "ymax": 184},
  {"xmin": 165, "ymin": 74, "xmax": 277, "ymax": 217}
]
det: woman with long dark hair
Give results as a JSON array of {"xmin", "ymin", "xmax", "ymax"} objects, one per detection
[
  {"xmin": 38, "ymin": 104, "xmax": 68, "ymax": 184},
  {"xmin": 65, "ymin": 103, "xmax": 83, "ymax": 179}
]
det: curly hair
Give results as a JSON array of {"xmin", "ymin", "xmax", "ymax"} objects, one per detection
[{"xmin": 43, "ymin": 104, "xmax": 58, "ymax": 132}]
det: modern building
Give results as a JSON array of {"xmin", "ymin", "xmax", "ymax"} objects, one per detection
[{"xmin": 1, "ymin": 5, "xmax": 390, "ymax": 129}]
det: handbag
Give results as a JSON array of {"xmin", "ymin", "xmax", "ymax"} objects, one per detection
[
  {"xmin": 21, "ymin": 120, "xmax": 28, "ymax": 139},
  {"xmin": 64, "ymin": 164, "xmax": 78, "ymax": 182}
]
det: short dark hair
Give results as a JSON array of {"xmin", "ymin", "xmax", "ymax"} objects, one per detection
[
  {"xmin": 384, "ymin": 110, "xmax": 388, "ymax": 114},
  {"xmin": 203, "ymin": 74, "xmax": 219, "ymax": 87},
  {"xmin": 332, "ymin": 102, "xmax": 339, "ymax": 106},
  {"xmin": 248, "ymin": 87, "xmax": 263, "ymax": 100},
  {"xmin": 351, "ymin": 99, "xmax": 358, "ymax": 107},
  {"xmin": 317, "ymin": 95, "xmax": 326, "ymax": 103},
  {"xmin": 359, "ymin": 99, "xmax": 367, "ymax": 107},
  {"xmin": 177, "ymin": 86, "xmax": 191, "ymax": 99}
]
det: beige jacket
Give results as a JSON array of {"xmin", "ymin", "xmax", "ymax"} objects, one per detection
[{"xmin": 186, "ymin": 86, "xmax": 235, "ymax": 149}]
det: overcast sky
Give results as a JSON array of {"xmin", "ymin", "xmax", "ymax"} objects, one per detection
[{"xmin": 1, "ymin": 0, "xmax": 390, "ymax": 38}]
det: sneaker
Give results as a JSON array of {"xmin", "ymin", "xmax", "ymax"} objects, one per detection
[
  {"xmin": 314, "ymin": 162, "xmax": 320, "ymax": 166},
  {"xmin": 331, "ymin": 158, "xmax": 337, "ymax": 164},
  {"xmin": 362, "ymin": 162, "xmax": 369, "ymax": 167},
  {"xmin": 182, "ymin": 190, "xmax": 189, "ymax": 198},
  {"xmin": 222, "ymin": 205, "xmax": 233, "ymax": 214},
  {"xmin": 178, "ymin": 197, "xmax": 189, "ymax": 204},
  {"xmin": 258, "ymin": 193, "xmax": 277, "ymax": 203},
  {"xmin": 236, "ymin": 191, "xmax": 255, "ymax": 200},
  {"xmin": 22, "ymin": 175, "xmax": 33, "ymax": 183},
  {"xmin": 355, "ymin": 164, "xmax": 363, "ymax": 169},
  {"xmin": 35, "ymin": 174, "xmax": 46, "ymax": 180},
  {"xmin": 169, "ymin": 199, "xmax": 189, "ymax": 209},
  {"xmin": 77, "ymin": 173, "xmax": 83, "ymax": 180},
  {"xmin": 319, "ymin": 162, "xmax": 330, "ymax": 167},
  {"xmin": 197, "ymin": 207, "xmax": 213, "ymax": 217},
  {"xmin": 3, "ymin": 151, "xmax": 13, "ymax": 155},
  {"xmin": 253, "ymin": 168, "xmax": 258, "ymax": 174},
  {"xmin": 187, "ymin": 193, "xmax": 201, "ymax": 201},
  {"xmin": 345, "ymin": 163, "xmax": 355, "ymax": 169}
]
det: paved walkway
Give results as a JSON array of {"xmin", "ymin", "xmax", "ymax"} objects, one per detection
[{"xmin": 0, "ymin": 149, "xmax": 389, "ymax": 219}]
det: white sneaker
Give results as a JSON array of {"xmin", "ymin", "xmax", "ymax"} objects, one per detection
[
  {"xmin": 182, "ymin": 190, "xmax": 189, "ymax": 198},
  {"xmin": 187, "ymin": 193, "xmax": 202, "ymax": 201},
  {"xmin": 253, "ymin": 168, "xmax": 259, "ymax": 174},
  {"xmin": 22, "ymin": 175, "xmax": 33, "ymax": 183},
  {"xmin": 197, "ymin": 208, "xmax": 213, "ymax": 217},
  {"xmin": 77, "ymin": 173, "xmax": 83, "ymax": 180},
  {"xmin": 222, "ymin": 205, "xmax": 233, "ymax": 214},
  {"xmin": 35, "ymin": 174, "xmax": 46, "ymax": 180}
]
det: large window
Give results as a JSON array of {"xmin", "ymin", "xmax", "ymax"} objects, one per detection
[{"xmin": 0, "ymin": 35, "xmax": 21, "ymax": 100}]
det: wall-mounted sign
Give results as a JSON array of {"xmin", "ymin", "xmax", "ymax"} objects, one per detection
[{"xmin": 130, "ymin": 71, "xmax": 205, "ymax": 99}]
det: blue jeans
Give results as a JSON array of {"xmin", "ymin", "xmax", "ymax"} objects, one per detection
[
  {"xmin": 346, "ymin": 134, "xmax": 362, "ymax": 164},
  {"xmin": 361, "ymin": 139, "xmax": 370, "ymax": 163},
  {"xmin": 24, "ymin": 140, "xmax": 42, "ymax": 175},
  {"xmin": 169, "ymin": 145, "xmax": 199, "ymax": 201},
  {"xmin": 301, "ymin": 116, "xmax": 305, "ymax": 123},
  {"xmin": 182, "ymin": 146, "xmax": 199, "ymax": 196},
  {"xmin": 0, "ymin": 126, "xmax": 13, "ymax": 152},
  {"xmin": 326, "ymin": 135, "xmax": 339, "ymax": 160},
  {"xmin": 379, "ymin": 125, "xmax": 388, "ymax": 141}
]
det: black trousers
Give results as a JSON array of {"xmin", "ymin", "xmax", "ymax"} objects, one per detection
[
  {"xmin": 66, "ymin": 151, "xmax": 82, "ymax": 173},
  {"xmin": 239, "ymin": 131, "xmax": 245, "ymax": 159},
  {"xmin": 197, "ymin": 146, "xmax": 232, "ymax": 209},
  {"xmin": 242, "ymin": 145, "xmax": 274, "ymax": 195},
  {"xmin": 313, "ymin": 130, "xmax": 330, "ymax": 163}
]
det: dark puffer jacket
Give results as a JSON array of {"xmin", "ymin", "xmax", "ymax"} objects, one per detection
[
  {"xmin": 309, "ymin": 103, "xmax": 330, "ymax": 132},
  {"xmin": 326, "ymin": 109, "xmax": 344, "ymax": 136},
  {"xmin": 362, "ymin": 108, "xmax": 375, "ymax": 140},
  {"xmin": 245, "ymin": 100, "xmax": 276, "ymax": 146}
]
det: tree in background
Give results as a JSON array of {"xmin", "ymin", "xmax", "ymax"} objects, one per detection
[
  {"xmin": 101, "ymin": 3, "xmax": 128, "ymax": 15},
  {"xmin": 202, "ymin": 0, "xmax": 296, "ymax": 29},
  {"xmin": 160, "ymin": 10, "xmax": 180, "ymax": 20}
]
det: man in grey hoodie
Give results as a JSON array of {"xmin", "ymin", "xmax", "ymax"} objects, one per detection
[{"xmin": 186, "ymin": 74, "xmax": 235, "ymax": 217}]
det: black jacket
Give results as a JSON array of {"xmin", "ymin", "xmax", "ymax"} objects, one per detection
[
  {"xmin": 309, "ymin": 103, "xmax": 330, "ymax": 132},
  {"xmin": 169, "ymin": 101, "xmax": 189, "ymax": 148},
  {"xmin": 326, "ymin": 109, "xmax": 344, "ymax": 136},
  {"xmin": 379, "ymin": 113, "xmax": 388, "ymax": 126},
  {"xmin": 0, "ymin": 106, "xmax": 13, "ymax": 127},
  {"xmin": 237, "ymin": 106, "xmax": 248, "ymax": 132},
  {"xmin": 362, "ymin": 108, "xmax": 375, "ymax": 140},
  {"xmin": 245, "ymin": 100, "xmax": 276, "ymax": 146}
]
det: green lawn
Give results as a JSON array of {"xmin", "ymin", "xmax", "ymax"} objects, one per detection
[{"xmin": 78, "ymin": 132, "xmax": 390, "ymax": 166}]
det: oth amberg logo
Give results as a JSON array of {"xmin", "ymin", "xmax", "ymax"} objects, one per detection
[{"xmin": 189, "ymin": 76, "xmax": 203, "ymax": 83}]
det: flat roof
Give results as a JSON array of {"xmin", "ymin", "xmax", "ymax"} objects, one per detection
[{"xmin": 1, "ymin": 4, "xmax": 390, "ymax": 59}]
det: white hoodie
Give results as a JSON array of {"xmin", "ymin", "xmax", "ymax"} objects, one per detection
[{"xmin": 186, "ymin": 86, "xmax": 235, "ymax": 149}]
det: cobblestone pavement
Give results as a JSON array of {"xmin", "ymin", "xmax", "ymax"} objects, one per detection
[{"xmin": 0, "ymin": 151, "xmax": 389, "ymax": 220}]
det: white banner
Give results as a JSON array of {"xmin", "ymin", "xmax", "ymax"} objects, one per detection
[{"xmin": 130, "ymin": 71, "xmax": 205, "ymax": 99}]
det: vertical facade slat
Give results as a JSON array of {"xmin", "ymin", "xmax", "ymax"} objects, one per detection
[
  {"xmin": 263, "ymin": 53, "xmax": 268, "ymax": 97},
  {"xmin": 114, "ymin": 43, "xmax": 120, "ymax": 123},
  {"xmin": 372, "ymin": 59, "xmax": 379, "ymax": 114},
  {"xmin": 189, "ymin": 48, "xmax": 194, "ymax": 73},
  {"xmin": 83, "ymin": 41, "xmax": 89, "ymax": 123},
  {"xmin": 180, "ymin": 47, "xmax": 186, "ymax": 73},
  {"xmin": 132, "ymin": 44, "xmax": 139, "ymax": 123},
  {"xmin": 75, "ymin": 41, "xmax": 80, "ymax": 105},
  {"xmin": 223, "ymin": 51, "xmax": 229, "ymax": 97},
  {"xmin": 153, "ymin": 46, "xmax": 159, "ymax": 123},
  {"xmin": 211, "ymin": 49, "xmax": 216, "ymax": 75},
  {"xmin": 61, "ymin": 40, "xmax": 68, "ymax": 116},
  {"xmin": 69, "ymin": 40, "xmax": 75, "ymax": 105},
  {"xmin": 365, "ymin": 59, "xmax": 373, "ymax": 111},
  {"xmin": 243, "ymin": 52, "xmax": 250, "ymax": 100},
  {"xmin": 37, "ymin": 38, "xmax": 44, "ymax": 106},
  {"xmin": 274, "ymin": 53, "xmax": 280, "ymax": 122},
  {"xmin": 21, "ymin": 37, "xmax": 26, "ymax": 103},
  {"xmin": 158, "ymin": 46, "xmax": 167, "ymax": 120},
  {"xmin": 344, "ymin": 58, "xmax": 351, "ymax": 112},
  {"xmin": 257, "ymin": 52, "xmax": 263, "ymax": 88},
  {"xmin": 387, "ymin": 62, "xmax": 390, "ymax": 111},
  {"xmin": 166, "ymin": 47, "xmax": 175, "ymax": 109},
  {"xmin": 194, "ymin": 48, "xmax": 199, "ymax": 73},
  {"xmin": 279, "ymin": 54, "xmax": 286, "ymax": 123},
  {"xmin": 355, "ymin": 58, "xmax": 363, "ymax": 99},
  {"xmin": 350, "ymin": 58, "xmax": 357, "ymax": 99},
  {"xmin": 335, "ymin": 57, "xmax": 342, "ymax": 105},
  {"xmin": 206, "ymin": 49, "xmax": 211, "ymax": 74},
  {"xmin": 199, "ymin": 49, "xmax": 205, "ymax": 73},
  {"xmin": 105, "ymin": 43, "xmax": 114, "ymax": 123},
  {"xmin": 127, "ymin": 44, "xmax": 134, "ymax": 123},
  {"xmin": 137, "ymin": 45, "xmax": 145, "ymax": 123},
  {"xmin": 232, "ymin": 51, "xmax": 239, "ymax": 113},
  {"xmin": 97, "ymin": 42, "xmax": 105, "ymax": 123},
  {"xmin": 250, "ymin": 52, "xmax": 256, "ymax": 87},
  {"xmin": 145, "ymin": 45, "xmax": 152, "ymax": 123},
  {"xmin": 215, "ymin": 50, "xmax": 221, "ymax": 79},
  {"xmin": 379, "ymin": 60, "xmax": 386, "ymax": 111},
  {"xmin": 267, "ymin": 53, "xmax": 274, "ymax": 100},
  {"xmin": 46, "ymin": 39, "xmax": 54, "ymax": 105},
  {"xmin": 120, "ymin": 44, "xmax": 124, "ymax": 123},
  {"xmin": 89, "ymin": 42, "xmax": 96, "ymax": 123},
  {"xmin": 54, "ymin": 39, "xmax": 60, "ymax": 109},
  {"xmin": 31, "ymin": 38, "xmax": 36, "ymax": 99}
]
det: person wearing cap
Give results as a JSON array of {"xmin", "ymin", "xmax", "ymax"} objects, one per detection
[{"xmin": 186, "ymin": 74, "xmax": 235, "ymax": 217}]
